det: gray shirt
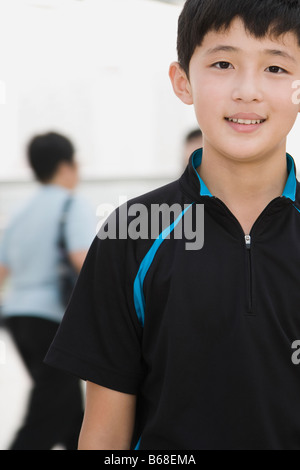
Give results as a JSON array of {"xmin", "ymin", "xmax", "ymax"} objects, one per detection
[{"xmin": 0, "ymin": 184, "xmax": 95, "ymax": 323}]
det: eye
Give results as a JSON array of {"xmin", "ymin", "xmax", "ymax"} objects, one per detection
[
  {"xmin": 266, "ymin": 66, "xmax": 287, "ymax": 74},
  {"xmin": 212, "ymin": 61, "xmax": 233, "ymax": 70}
]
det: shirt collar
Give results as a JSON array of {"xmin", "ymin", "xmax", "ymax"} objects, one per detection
[
  {"xmin": 191, "ymin": 149, "xmax": 213, "ymax": 197},
  {"xmin": 282, "ymin": 153, "xmax": 297, "ymax": 202},
  {"xmin": 191, "ymin": 149, "xmax": 297, "ymax": 202}
]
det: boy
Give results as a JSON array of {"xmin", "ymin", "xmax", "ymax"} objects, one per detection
[{"xmin": 45, "ymin": 0, "xmax": 300, "ymax": 450}]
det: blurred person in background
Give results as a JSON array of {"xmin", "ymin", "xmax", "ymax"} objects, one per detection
[
  {"xmin": 183, "ymin": 128, "xmax": 203, "ymax": 167},
  {"xmin": 0, "ymin": 132, "xmax": 95, "ymax": 450}
]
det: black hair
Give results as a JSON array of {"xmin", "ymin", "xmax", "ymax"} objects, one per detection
[
  {"xmin": 27, "ymin": 131, "xmax": 75, "ymax": 183},
  {"xmin": 177, "ymin": 0, "xmax": 300, "ymax": 76},
  {"xmin": 185, "ymin": 128, "xmax": 203, "ymax": 143}
]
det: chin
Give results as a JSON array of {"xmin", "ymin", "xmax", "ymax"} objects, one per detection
[{"xmin": 220, "ymin": 142, "xmax": 269, "ymax": 162}]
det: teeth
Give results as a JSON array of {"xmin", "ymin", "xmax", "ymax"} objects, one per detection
[{"xmin": 227, "ymin": 118, "xmax": 265, "ymax": 124}]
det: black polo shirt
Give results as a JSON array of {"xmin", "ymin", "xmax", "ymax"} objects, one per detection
[{"xmin": 45, "ymin": 149, "xmax": 300, "ymax": 450}]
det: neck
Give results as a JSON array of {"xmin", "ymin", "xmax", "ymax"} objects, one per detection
[
  {"xmin": 47, "ymin": 166, "xmax": 77, "ymax": 191},
  {"xmin": 49, "ymin": 180, "xmax": 73, "ymax": 191},
  {"xmin": 197, "ymin": 145, "xmax": 288, "ymax": 234}
]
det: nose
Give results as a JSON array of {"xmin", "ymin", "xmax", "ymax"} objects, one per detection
[{"xmin": 231, "ymin": 70, "xmax": 264, "ymax": 103}]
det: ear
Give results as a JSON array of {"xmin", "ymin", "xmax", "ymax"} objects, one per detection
[{"xmin": 169, "ymin": 62, "xmax": 193, "ymax": 105}]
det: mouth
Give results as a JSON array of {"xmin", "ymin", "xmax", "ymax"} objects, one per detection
[
  {"xmin": 225, "ymin": 117, "xmax": 266, "ymax": 125},
  {"xmin": 224, "ymin": 114, "xmax": 267, "ymax": 133}
]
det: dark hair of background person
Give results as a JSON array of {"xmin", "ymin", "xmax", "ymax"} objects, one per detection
[
  {"xmin": 183, "ymin": 127, "xmax": 203, "ymax": 166},
  {"xmin": 177, "ymin": 0, "xmax": 300, "ymax": 77},
  {"xmin": 185, "ymin": 128, "xmax": 203, "ymax": 144},
  {"xmin": 27, "ymin": 132, "xmax": 75, "ymax": 183}
]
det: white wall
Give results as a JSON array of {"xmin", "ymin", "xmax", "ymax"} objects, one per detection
[
  {"xmin": 0, "ymin": 0, "xmax": 197, "ymax": 183},
  {"xmin": 0, "ymin": 0, "xmax": 299, "ymax": 229}
]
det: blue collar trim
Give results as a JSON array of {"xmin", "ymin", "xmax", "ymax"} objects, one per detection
[
  {"xmin": 282, "ymin": 153, "xmax": 297, "ymax": 202},
  {"xmin": 192, "ymin": 149, "xmax": 297, "ymax": 202},
  {"xmin": 191, "ymin": 149, "xmax": 213, "ymax": 197}
]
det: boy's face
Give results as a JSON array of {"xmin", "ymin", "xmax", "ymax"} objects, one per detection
[{"xmin": 170, "ymin": 18, "xmax": 300, "ymax": 163}]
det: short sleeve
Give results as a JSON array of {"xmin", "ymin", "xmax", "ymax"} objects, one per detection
[{"xmin": 44, "ymin": 231, "xmax": 145, "ymax": 395}]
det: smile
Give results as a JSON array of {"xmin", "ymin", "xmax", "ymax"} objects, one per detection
[{"xmin": 225, "ymin": 117, "xmax": 266, "ymax": 125}]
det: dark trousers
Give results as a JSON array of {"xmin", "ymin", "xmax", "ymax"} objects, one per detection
[{"xmin": 4, "ymin": 316, "xmax": 83, "ymax": 450}]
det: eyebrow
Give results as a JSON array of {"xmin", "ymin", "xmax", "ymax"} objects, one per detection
[
  {"xmin": 264, "ymin": 48, "xmax": 296, "ymax": 63},
  {"xmin": 205, "ymin": 45, "xmax": 296, "ymax": 63},
  {"xmin": 205, "ymin": 45, "xmax": 240, "ymax": 55}
]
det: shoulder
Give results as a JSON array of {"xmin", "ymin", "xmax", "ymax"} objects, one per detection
[
  {"xmin": 64, "ymin": 193, "xmax": 96, "ymax": 250},
  {"xmin": 68, "ymin": 193, "xmax": 95, "ymax": 220},
  {"xmin": 127, "ymin": 179, "xmax": 183, "ymax": 208},
  {"xmin": 1, "ymin": 188, "xmax": 42, "ymax": 233},
  {"xmin": 97, "ymin": 179, "xmax": 184, "ymax": 239}
]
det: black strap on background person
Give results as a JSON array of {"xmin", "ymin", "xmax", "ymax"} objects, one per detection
[{"xmin": 57, "ymin": 197, "xmax": 78, "ymax": 308}]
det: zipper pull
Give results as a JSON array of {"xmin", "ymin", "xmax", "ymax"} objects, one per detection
[{"xmin": 245, "ymin": 234, "xmax": 251, "ymax": 249}]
